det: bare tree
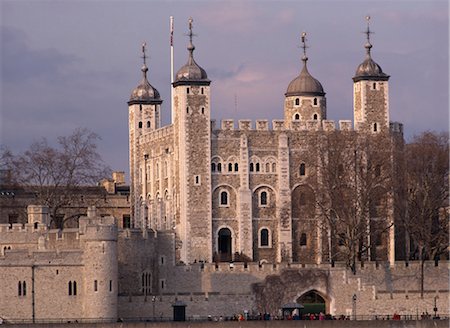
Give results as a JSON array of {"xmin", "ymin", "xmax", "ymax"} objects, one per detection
[
  {"xmin": 3, "ymin": 128, "xmax": 111, "ymax": 228},
  {"xmin": 401, "ymin": 131, "xmax": 449, "ymax": 297},
  {"xmin": 316, "ymin": 131, "xmax": 394, "ymax": 273}
]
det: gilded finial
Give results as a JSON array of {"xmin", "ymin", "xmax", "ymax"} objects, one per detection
[
  {"xmin": 140, "ymin": 42, "xmax": 149, "ymax": 78},
  {"xmin": 301, "ymin": 31, "xmax": 308, "ymax": 64},
  {"xmin": 364, "ymin": 15, "xmax": 373, "ymax": 56},
  {"xmin": 187, "ymin": 17, "xmax": 196, "ymax": 53}
]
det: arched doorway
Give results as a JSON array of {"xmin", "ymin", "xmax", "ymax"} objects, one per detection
[
  {"xmin": 218, "ymin": 228, "xmax": 232, "ymax": 262},
  {"xmin": 297, "ymin": 290, "xmax": 326, "ymax": 314}
]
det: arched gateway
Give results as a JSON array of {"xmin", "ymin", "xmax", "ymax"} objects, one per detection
[
  {"xmin": 218, "ymin": 228, "xmax": 232, "ymax": 261},
  {"xmin": 297, "ymin": 290, "xmax": 327, "ymax": 314}
]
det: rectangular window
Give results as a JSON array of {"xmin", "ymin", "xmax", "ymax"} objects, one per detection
[
  {"xmin": 94, "ymin": 280, "xmax": 98, "ymax": 292},
  {"xmin": 122, "ymin": 215, "xmax": 131, "ymax": 229},
  {"xmin": 160, "ymin": 279, "xmax": 165, "ymax": 290},
  {"xmin": 194, "ymin": 175, "xmax": 201, "ymax": 186},
  {"xmin": 160, "ymin": 256, "xmax": 165, "ymax": 265}
]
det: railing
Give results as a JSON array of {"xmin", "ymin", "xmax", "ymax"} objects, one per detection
[{"xmin": 2, "ymin": 314, "xmax": 448, "ymax": 324}]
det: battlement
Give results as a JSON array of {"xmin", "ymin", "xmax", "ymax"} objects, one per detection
[
  {"xmin": 390, "ymin": 121, "xmax": 403, "ymax": 133},
  {"xmin": 211, "ymin": 119, "xmax": 355, "ymax": 132},
  {"xmin": 139, "ymin": 124, "xmax": 174, "ymax": 144},
  {"xmin": 0, "ymin": 248, "xmax": 83, "ymax": 265}
]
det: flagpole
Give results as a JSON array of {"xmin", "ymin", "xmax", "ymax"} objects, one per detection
[{"xmin": 170, "ymin": 16, "xmax": 174, "ymax": 124}]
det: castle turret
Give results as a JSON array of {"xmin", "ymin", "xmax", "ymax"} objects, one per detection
[
  {"xmin": 353, "ymin": 16, "xmax": 390, "ymax": 133},
  {"xmin": 284, "ymin": 32, "xmax": 327, "ymax": 127},
  {"xmin": 173, "ymin": 18, "xmax": 212, "ymax": 263},
  {"xmin": 80, "ymin": 207, "xmax": 118, "ymax": 321},
  {"xmin": 128, "ymin": 43, "xmax": 163, "ymax": 228}
]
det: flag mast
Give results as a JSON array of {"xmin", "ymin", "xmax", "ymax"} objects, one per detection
[{"xmin": 170, "ymin": 16, "xmax": 174, "ymax": 124}]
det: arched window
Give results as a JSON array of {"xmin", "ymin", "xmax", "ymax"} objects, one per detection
[
  {"xmin": 294, "ymin": 113, "xmax": 300, "ymax": 120},
  {"xmin": 217, "ymin": 163, "xmax": 222, "ymax": 172},
  {"xmin": 73, "ymin": 281, "xmax": 77, "ymax": 295},
  {"xmin": 220, "ymin": 191, "xmax": 228, "ymax": 206},
  {"xmin": 228, "ymin": 163, "xmax": 233, "ymax": 172},
  {"xmin": 260, "ymin": 191, "xmax": 268, "ymax": 206},
  {"xmin": 211, "ymin": 163, "xmax": 216, "ymax": 172},
  {"xmin": 234, "ymin": 163, "xmax": 239, "ymax": 172},
  {"xmin": 313, "ymin": 114, "xmax": 318, "ymax": 120},
  {"xmin": 299, "ymin": 163, "xmax": 306, "ymax": 176},
  {"xmin": 250, "ymin": 163, "xmax": 254, "ymax": 172},
  {"xmin": 34, "ymin": 222, "xmax": 38, "ymax": 229},
  {"xmin": 272, "ymin": 163, "xmax": 276, "ymax": 172},
  {"xmin": 265, "ymin": 163, "xmax": 270, "ymax": 172},
  {"xmin": 147, "ymin": 121, "xmax": 150, "ymax": 128},
  {"xmin": 313, "ymin": 98, "xmax": 318, "ymax": 106},
  {"xmin": 260, "ymin": 228, "xmax": 269, "ymax": 247},
  {"xmin": 138, "ymin": 121, "xmax": 142, "ymax": 129},
  {"xmin": 255, "ymin": 163, "xmax": 260, "ymax": 172},
  {"xmin": 300, "ymin": 233, "xmax": 307, "ymax": 246},
  {"xmin": 201, "ymin": 107, "xmax": 205, "ymax": 114},
  {"xmin": 295, "ymin": 98, "xmax": 300, "ymax": 106}
]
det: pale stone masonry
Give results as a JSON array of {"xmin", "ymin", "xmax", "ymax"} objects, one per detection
[
  {"xmin": 1, "ymin": 20, "xmax": 448, "ymax": 323},
  {"xmin": 128, "ymin": 21, "xmax": 402, "ymax": 266}
]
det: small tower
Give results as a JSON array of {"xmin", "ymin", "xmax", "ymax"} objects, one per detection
[
  {"xmin": 353, "ymin": 16, "xmax": 390, "ymax": 133},
  {"xmin": 128, "ymin": 43, "xmax": 163, "ymax": 228},
  {"xmin": 173, "ymin": 18, "xmax": 212, "ymax": 264},
  {"xmin": 285, "ymin": 32, "xmax": 326, "ymax": 127}
]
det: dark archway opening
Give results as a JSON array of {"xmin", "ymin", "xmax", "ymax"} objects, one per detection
[
  {"xmin": 297, "ymin": 290, "xmax": 326, "ymax": 314},
  {"xmin": 218, "ymin": 228, "xmax": 232, "ymax": 262}
]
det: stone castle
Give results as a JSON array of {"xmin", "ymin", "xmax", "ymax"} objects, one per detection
[{"xmin": 0, "ymin": 18, "xmax": 448, "ymax": 323}]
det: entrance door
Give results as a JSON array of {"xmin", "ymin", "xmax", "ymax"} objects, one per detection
[
  {"xmin": 218, "ymin": 228, "xmax": 232, "ymax": 262},
  {"xmin": 297, "ymin": 290, "xmax": 326, "ymax": 314}
]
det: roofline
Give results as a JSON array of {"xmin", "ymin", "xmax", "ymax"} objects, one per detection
[
  {"xmin": 285, "ymin": 91, "xmax": 326, "ymax": 97},
  {"xmin": 127, "ymin": 99, "xmax": 163, "ymax": 106},
  {"xmin": 172, "ymin": 80, "xmax": 211, "ymax": 87},
  {"xmin": 352, "ymin": 75, "xmax": 390, "ymax": 83}
]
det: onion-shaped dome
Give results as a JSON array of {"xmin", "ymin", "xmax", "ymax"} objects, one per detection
[
  {"xmin": 128, "ymin": 43, "xmax": 162, "ymax": 105},
  {"xmin": 173, "ymin": 18, "xmax": 210, "ymax": 86},
  {"xmin": 353, "ymin": 17, "xmax": 389, "ymax": 82},
  {"xmin": 129, "ymin": 65, "xmax": 161, "ymax": 103},
  {"xmin": 285, "ymin": 32, "xmax": 325, "ymax": 97},
  {"xmin": 286, "ymin": 64, "xmax": 325, "ymax": 97}
]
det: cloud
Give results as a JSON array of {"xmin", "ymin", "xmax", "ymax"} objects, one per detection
[{"xmin": 0, "ymin": 26, "xmax": 79, "ymax": 83}]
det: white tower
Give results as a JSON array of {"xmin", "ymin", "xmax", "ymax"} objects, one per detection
[
  {"xmin": 172, "ymin": 18, "xmax": 212, "ymax": 263},
  {"xmin": 128, "ymin": 44, "xmax": 163, "ymax": 228}
]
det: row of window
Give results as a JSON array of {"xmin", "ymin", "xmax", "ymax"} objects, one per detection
[
  {"xmin": 186, "ymin": 107, "xmax": 205, "ymax": 115},
  {"xmin": 293, "ymin": 113, "xmax": 319, "ymax": 121},
  {"xmin": 142, "ymin": 272, "xmax": 152, "ymax": 295},
  {"xmin": 186, "ymin": 87, "xmax": 205, "ymax": 95},
  {"xmin": 138, "ymin": 121, "xmax": 152, "ymax": 129},
  {"xmin": 219, "ymin": 190, "xmax": 269, "ymax": 207},
  {"xmin": 212, "ymin": 162, "xmax": 306, "ymax": 176},
  {"xmin": 294, "ymin": 97, "xmax": 319, "ymax": 107},
  {"xmin": 257, "ymin": 229, "xmax": 307, "ymax": 247}
]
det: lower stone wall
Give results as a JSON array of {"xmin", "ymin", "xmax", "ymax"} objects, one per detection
[{"xmin": 6, "ymin": 319, "xmax": 450, "ymax": 328}]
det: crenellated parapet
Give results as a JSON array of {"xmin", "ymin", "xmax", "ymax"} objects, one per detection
[{"xmin": 211, "ymin": 119, "xmax": 356, "ymax": 133}]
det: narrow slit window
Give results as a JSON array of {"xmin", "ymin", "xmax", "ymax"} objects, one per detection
[
  {"xmin": 313, "ymin": 98, "xmax": 318, "ymax": 106},
  {"xmin": 299, "ymin": 163, "xmax": 306, "ymax": 176},
  {"xmin": 228, "ymin": 163, "xmax": 233, "ymax": 172},
  {"xmin": 234, "ymin": 163, "xmax": 238, "ymax": 172},
  {"xmin": 260, "ymin": 229, "xmax": 269, "ymax": 247},
  {"xmin": 138, "ymin": 121, "xmax": 142, "ymax": 129},
  {"xmin": 295, "ymin": 98, "xmax": 300, "ymax": 106}
]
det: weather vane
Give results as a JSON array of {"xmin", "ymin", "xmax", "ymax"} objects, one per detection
[
  {"xmin": 364, "ymin": 15, "xmax": 373, "ymax": 55},
  {"xmin": 301, "ymin": 31, "xmax": 308, "ymax": 63},
  {"xmin": 141, "ymin": 42, "xmax": 148, "ymax": 66}
]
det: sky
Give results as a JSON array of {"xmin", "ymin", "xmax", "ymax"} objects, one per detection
[{"xmin": 1, "ymin": 0, "xmax": 448, "ymax": 182}]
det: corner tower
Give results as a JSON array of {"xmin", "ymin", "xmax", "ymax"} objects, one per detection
[
  {"xmin": 353, "ymin": 16, "xmax": 390, "ymax": 133},
  {"xmin": 173, "ymin": 18, "xmax": 212, "ymax": 264},
  {"xmin": 128, "ymin": 43, "xmax": 163, "ymax": 228},
  {"xmin": 285, "ymin": 32, "xmax": 326, "ymax": 127}
]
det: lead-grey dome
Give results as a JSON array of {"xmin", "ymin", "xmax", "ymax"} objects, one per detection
[
  {"xmin": 129, "ymin": 65, "xmax": 162, "ymax": 105},
  {"xmin": 173, "ymin": 18, "xmax": 210, "ymax": 87},
  {"xmin": 286, "ymin": 64, "xmax": 325, "ymax": 97},
  {"xmin": 353, "ymin": 43, "xmax": 389, "ymax": 82}
]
